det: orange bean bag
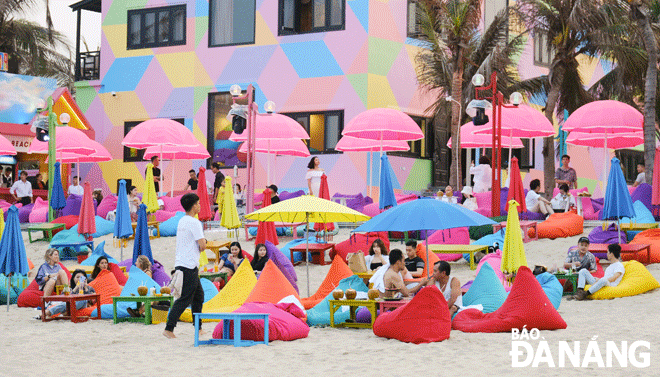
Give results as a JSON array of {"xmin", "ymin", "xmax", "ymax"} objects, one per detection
[
  {"xmin": 300, "ymin": 256, "xmax": 353, "ymax": 309},
  {"xmin": 630, "ymin": 229, "xmax": 660, "ymax": 264},
  {"xmin": 17, "ymin": 263, "xmax": 72, "ymax": 308},
  {"xmin": 76, "ymin": 269, "xmax": 122, "ymax": 317},
  {"xmin": 373, "ymin": 286, "xmax": 451, "ymax": 344},
  {"xmin": 537, "ymin": 212, "xmax": 583, "ymax": 239},
  {"xmin": 245, "ymin": 260, "xmax": 301, "ymax": 305}
]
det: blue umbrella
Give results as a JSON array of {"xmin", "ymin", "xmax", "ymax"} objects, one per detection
[
  {"xmin": 379, "ymin": 154, "xmax": 397, "ymax": 210},
  {"xmin": 602, "ymin": 157, "xmax": 635, "ymax": 243},
  {"xmin": 132, "ymin": 204, "xmax": 153, "ymax": 266},
  {"xmin": 0, "ymin": 206, "xmax": 29, "ymax": 311},
  {"xmin": 353, "ymin": 198, "xmax": 496, "ymax": 275},
  {"xmin": 50, "ymin": 162, "xmax": 66, "ymax": 211},
  {"xmin": 114, "ymin": 180, "xmax": 133, "ymax": 261}
]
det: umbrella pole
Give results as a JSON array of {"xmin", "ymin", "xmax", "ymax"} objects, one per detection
[
  {"xmin": 305, "ymin": 212, "xmax": 310, "ymax": 297},
  {"xmin": 171, "ymin": 160, "xmax": 174, "ymax": 197},
  {"xmin": 425, "ymin": 235, "xmax": 430, "ymax": 278},
  {"xmin": 367, "ymin": 151, "xmax": 372, "ymax": 198},
  {"xmin": 268, "ymin": 140, "xmax": 271, "ymax": 185},
  {"xmin": 6, "ymin": 277, "xmax": 9, "ymax": 312},
  {"xmin": 603, "ymin": 132, "xmax": 608, "ymax": 194}
]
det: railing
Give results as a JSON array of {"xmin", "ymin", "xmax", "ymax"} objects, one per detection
[{"xmin": 77, "ymin": 51, "xmax": 100, "ymax": 81}]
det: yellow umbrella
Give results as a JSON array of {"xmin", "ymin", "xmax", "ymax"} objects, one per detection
[
  {"xmin": 501, "ymin": 199, "xmax": 527, "ymax": 278},
  {"xmin": 221, "ymin": 176, "xmax": 241, "ymax": 239},
  {"xmin": 143, "ymin": 163, "xmax": 159, "ymax": 213},
  {"xmin": 246, "ymin": 195, "xmax": 370, "ymax": 295}
]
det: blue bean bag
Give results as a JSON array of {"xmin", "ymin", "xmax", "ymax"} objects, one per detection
[
  {"xmin": 462, "ymin": 263, "xmax": 508, "ymax": 313},
  {"xmin": 49, "ymin": 228, "xmax": 91, "ymax": 258},
  {"xmin": 535, "ymin": 272, "xmax": 562, "ymax": 310},
  {"xmin": 92, "ymin": 268, "xmax": 161, "ymax": 319},
  {"xmin": 0, "ymin": 274, "xmax": 18, "ymax": 304},
  {"xmin": 621, "ymin": 200, "xmax": 655, "ymax": 241},
  {"xmin": 280, "ymin": 236, "xmax": 322, "ymax": 263},
  {"xmin": 200, "ymin": 277, "xmax": 218, "ymax": 303},
  {"xmin": 306, "ymin": 275, "xmax": 368, "ymax": 326},
  {"xmin": 249, "ymin": 226, "xmax": 287, "ymax": 236},
  {"xmin": 80, "ymin": 241, "xmax": 119, "ymax": 265},
  {"xmin": 468, "ymin": 229, "xmax": 505, "ymax": 262},
  {"xmin": 157, "ymin": 211, "xmax": 185, "ymax": 237}
]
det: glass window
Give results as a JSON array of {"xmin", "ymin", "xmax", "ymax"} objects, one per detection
[
  {"xmin": 124, "ymin": 119, "xmax": 184, "ymax": 162},
  {"xmin": 281, "ymin": 110, "xmax": 344, "ymax": 153},
  {"xmin": 279, "ymin": 0, "xmax": 345, "ymax": 35},
  {"xmin": 129, "ymin": 13, "xmax": 141, "ymax": 45},
  {"xmin": 127, "ymin": 5, "xmax": 186, "ymax": 49},
  {"xmin": 144, "ymin": 13, "xmax": 156, "ymax": 44},
  {"xmin": 172, "ymin": 8, "xmax": 185, "ymax": 42},
  {"xmin": 534, "ymin": 30, "xmax": 553, "ymax": 67},
  {"xmin": 407, "ymin": 0, "xmax": 423, "ymax": 38},
  {"xmin": 390, "ymin": 115, "xmax": 433, "ymax": 159},
  {"xmin": 330, "ymin": 0, "xmax": 342, "ymax": 26},
  {"xmin": 209, "ymin": 0, "xmax": 256, "ymax": 47},
  {"xmin": 207, "ymin": 90, "xmax": 251, "ymax": 168},
  {"xmin": 158, "ymin": 11, "xmax": 170, "ymax": 43}
]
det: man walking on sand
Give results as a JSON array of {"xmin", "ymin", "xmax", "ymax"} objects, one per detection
[{"xmin": 163, "ymin": 193, "xmax": 206, "ymax": 339}]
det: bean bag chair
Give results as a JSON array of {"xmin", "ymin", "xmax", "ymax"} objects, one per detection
[
  {"xmin": 301, "ymin": 256, "xmax": 354, "ymax": 309},
  {"xmin": 373, "ymin": 286, "xmax": 451, "ymax": 343},
  {"xmin": 630, "ymin": 183, "xmax": 652, "ymax": 211},
  {"xmin": 159, "ymin": 195, "xmax": 184, "ymax": 212},
  {"xmin": 537, "ymin": 211, "xmax": 583, "ymax": 239},
  {"xmin": 92, "ymin": 216, "xmax": 114, "ymax": 237},
  {"xmin": 17, "ymin": 262, "xmax": 72, "ymax": 307},
  {"xmin": 535, "ymin": 272, "xmax": 562, "ymax": 310},
  {"xmin": 462, "ymin": 263, "xmax": 508, "ymax": 313},
  {"xmin": 264, "ymin": 241, "xmax": 298, "ymax": 292},
  {"xmin": 91, "ymin": 268, "xmax": 160, "ymax": 318},
  {"xmin": 49, "ymin": 228, "xmax": 91, "ymax": 258},
  {"xmin": 158, "ymin": 211, "xmax": 185, "ymax": 237},
  {"xmin": 588, "ymin": 223, "xmax": 626, "ymax": 246},
  {"xmin": 248, "ymin": 226, "xmax": 288, "ymax": 237},
  {"xmin": 330, "ymin": 232, "xmax": 389, "ymax": 263},
  {"xmin": 28, "ymin": 197, "xmax": 49, "ymax": 223},
  {"xmin": 81, "ymin": 241, "xmax": 119, "ymax": 265},
  {"xmin": 621, "ymin": 201, "xmax": 655, "ymax": 242},
  {"xmin": 51, "ymin": 215, "xmax": 79, "ymax": 235},
  {"xmin": 74, "ymin": 269, "xmax": 123, "ymax": 317},
  {"xmin": 179, "ymin": 260, "xmax": 257, "ymax": 322},
  {"xmin": 245, "ymin": 260, "xmax": 301, "ymax": 304},
  {"xmin": 154, "ymin": 209, "xmax": 178, "ymax": 223},
  {"xmin": 331, "ymin": 192, "xmax": 370, "ymax": 213},
  {"xmin": 427, "ymin": 228, "xmax": 469, "ymax": 261},
  {"xmin": 279, "ymin": 190, "xmax": 305, "ymax": 201},
  {"xmin": 306, "ymin": 275, "xmax": 368, "ymax": 326},
  {"xmin": 585, "ymin": 261, "xmax": 659, "ymax": 299},
  {"xmin": 629, "ymin": 230, "xmax": 660, "ymax": 264},
  {"xmin": 18, "ymin": 203, "xmax": 34, "ymax": 223},
  {"xmin": 581, "ymin": 196, "xmax": 601, "ymax": 220},
  {"xmin": 452, "ymin": 266, "xmax": 567, "ymax": 332},
  {"xmin": 0, "ymin": 274, "xmax": 19, "ymax": 304},
  {"xmin": 212, "ymin": 302, "xmax": 309, "ymax": 342},
  {"xmin": 62, "ymin": 193, "xmax": 83, "ymax": 217},
  {"xmin": 96, "ymin": 194, "xmax": 117, "ymax": 220},
  {"xmin": 151, "ymin": 260, "xmax": 171, "ymax": 286}
]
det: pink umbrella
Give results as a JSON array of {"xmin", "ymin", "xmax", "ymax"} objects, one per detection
[
  {"xmin": 447, "ymin": 122, "xmax": 525, "ymax": 148},
  {"xmin": 143, "ymin": 144, "xmax": 211, "ymax": 197},
  {"xmin": 238, "ymin": 138, "xmax": 309, "ymax": 185},
  {"xmin": 0, "ymin": 135, "xmax": 16, "ymax": 155},
  {"xmin": 46, "ymin": 139, "xmax": 112, "ymax": 180},
  {"xmin": 566, "ymin": 131, "xmax": 644, "ymax": 149},
  {"xmin": 341, "ymin": 108, "xmax": 424, "ymax": 141},
  {"xmin": 652, "ymin": 148, "xmax": 660, "ymax": 219},
  {"xmin": 122, "ymin": 119, "xmax": 201, "ymax": 149},
  {"xmin": 229, "ymin": 113, "xmax": 310, "ymax": 142},
  {"xmin": 28, "ymin": 126, "xmax": 96, "ymax": 155},
  {"xmin": 78, "ymin": 181, "xmax": 96, "ymax": 240}
]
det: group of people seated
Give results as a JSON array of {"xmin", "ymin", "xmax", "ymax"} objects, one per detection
[{"xmin": 526, "ymin": 180, "xmax": 576, "ymax": 216}]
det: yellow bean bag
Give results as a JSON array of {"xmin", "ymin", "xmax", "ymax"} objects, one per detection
[{"xmin": 586, "ymin": 261, "xmax": 659, "ymax": 300}]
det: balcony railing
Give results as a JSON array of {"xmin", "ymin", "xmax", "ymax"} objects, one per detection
[{"xmin": 77, "ymin": 51, "xmax": 100, "ymax": 81}]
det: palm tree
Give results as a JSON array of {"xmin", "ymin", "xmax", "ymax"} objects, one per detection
[
  {"xmin": 415, "ymin": 1, "xmax": 526, "ymax": 190},
  {"xmin": 0, "ymin": 0, "xmax": 72, "ymax": 85}
]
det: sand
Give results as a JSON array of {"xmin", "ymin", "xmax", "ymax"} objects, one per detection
[{"xmin": 2, "ymin": 225, "xmax": 659, "ymax": 376}]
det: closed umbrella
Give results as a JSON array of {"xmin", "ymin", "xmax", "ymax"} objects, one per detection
[
  {"xmin": 143, "ymin": 163, "xmax": 159, "ymax": 213},
  {"xmin": 255, "ymin": 188, "xmax": 279, "ymax": 246},
  {"xmin": 114, "ymin": 180, "xmax": 133, "ymax": 262},
  {"xmin": 378, "ymin": 154, "xmax": 397, "ymax": 210},
  {"xmin": 506, "ymin": 157, "xmax": 526, "ymax": 213},
  {"xmin": 0, "ymin": 209, "xmax": 4, "ymax": 236},
  {"xmin": 221, "ymin": 176, "xmax": 241, "ymax": 240},
  {"xmin": 197, "ymin": 167, "xmax": 213, "ymax": 222},
  {"xmin": 501, "ymin": 200, "xmax": 527, "ymax": 279},
  {"xmin": 50, "ymin": 162, "xmax": 66, "ymax": 213},
  {"xmin": 653, "ymin": 148, "xmax": 660, "ymax": 219},
  {"xmin": 314, "ymin": 174, "xmax": 335, "ymax": 235},
  {"xmin": 0, "ymin": 206, "xmax": 29, "ymax": 311},
  {"xmin": 602, "ymin": 157, "xmax": 636, "ymax": 243},
  {"xmin": 77, "ymin": 182, "xmax": 96, "ymax": 240},
  {"xmin": 132, "ymin": 204, "xmax": 153, "ymax": 265}
]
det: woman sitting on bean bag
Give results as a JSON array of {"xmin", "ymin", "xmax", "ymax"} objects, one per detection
[
  {"xmin": 218, "ymin": 241, "xmax": 244, "ymax": 278},
  {"xmin": 251, "ymin": 243, "xmax": 269, "ymax": 273},
  {"xmin": 91, "ymin": 256, "xmax": 111, "ymax": 281},
  {"xmin": 35, "ymin": 248, "xmax": 70, "ymax": 298},
  {"xmin": 38, "ymin": 269, "xmax": 96, "ymax": 320},
  {"xmin": 135, "ymin": 255, "xmax": 152, "ymax": 278}
]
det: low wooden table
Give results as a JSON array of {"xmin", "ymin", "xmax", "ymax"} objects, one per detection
[
  {"xmin": 194, "ymin": 312, "xmax": 270, "ymax": 347},
  {"xmin": 377, "ymin": 298, "xmax": 412, "ymax": 312},
  {"xmin": 243, "ymin": 221, "xmax": 304, "ymax": 241},
  {"xmin": 492, "ymin": 220, "xmax": 538, "ymax": 243},
  {"xmin": 289, "ymin": 243, "xmax": 335, "ymax": 266},
  {"xmin": 199, "ymin": 271, "xmax": 227, "ymax": 282},
  {"xmin": 329, "ymin": 299, "xmax": 377, "ymax": 329},
  {"xmin": 205, "ymin": 240, "xmax": 231, "ymax": 262},
  {"xmin": 27, "ymin": 223, "xmax": 66, "ymax": 243},
  {"xmin": 67, "ymin": 265, "xmax": 126, "ymax": 276},
  {"xmin": 112, "ymin": 295, "xmax": 175, "ymax": 325},
  {"xmin": 553, "ymin": 272, "xmax": 578, "ymax": 296},
  {"xmin": 589, "ymin": 243, "xmax": 652, "ymax": 265},
  {"xmin": 619, "ymin": 223, "xmax": 658, "ymax": 232},
  {"xmin": 128, "ymin": 220, "xmax": 160, "ymax": 240},
  {"xmin": 428, "ymin": 244, "xmax": 488, "ymax": 270},
  {"xmin": 41, "ymin": 293, "xmax": 101, "ymax": 323}
]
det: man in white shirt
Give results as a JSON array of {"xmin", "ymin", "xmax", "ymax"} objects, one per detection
[
  {"xmin": 575, "ymin": 244, "xmax": 625, "ymax": 300},
  {"xmin": 632, "ymin": 164, "xmax": 646, "ymax": 187},
  {"xmin": 68, "ymin": 176, "xmax": 84, "ymax": 196},
  {"xmin": 164, "ymin": 193, "xmax": 206, "ymax": 339},
  {"xmin": 438, "ymin": 185, "xmax": 458, "ymax": 204},
  {"xmin": 10, "ymin": 171, "xmax": 33, "ymax": 205},
  {"xmin": 525, "ymin": 179, "xmax": 553, "ymax": 216}
]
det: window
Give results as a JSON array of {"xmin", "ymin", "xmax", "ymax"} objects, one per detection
[
  {"xmin": 281, "ymin": 111, "xmax": 344, "ymax": 153},
  {"xmin": 279, "ymin": 0, "xmax": 345, "ymax": 35},
  {"xmin": 123, "ymin": 119, "xmax": 184, "ymax": 162},
  {"xmin": 209, "ymin": 0, "xmax": 255, "ymax": 47},
  {"xmin": 517, "ymin": 139, "xmax": 535, "ymax": 169},
  {"xmin": 127, "ymin": 5, "xmax": 186, "ymax": 49},
  {"xmin": 207, "ymin": 90, "xmax": 252, "ymax": 168},
  {"xmin": 533, "ymin": 30, "xmax": 553, "ymax": 67},
  {"xmin": 616, "ymin": 149, "xmax": 644, "ymax": 184},
  {"xmin": 389, "ymin": 116, "xmax": 434, "ymax": 159},
  {"xmin": 407, "ymin": 1, "xmax": 423, "ymax": 38}
]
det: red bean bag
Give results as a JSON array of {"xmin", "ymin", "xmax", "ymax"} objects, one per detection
[
  {"xmin": 301, "ymin": 256, "xmax": 353, "ymax": 309},
  {"xmin": 373, "ymin": 286, "xmax": 451, "ymax": 344},
  {"xmin": 330, "ymin": 232, "xmax": 389, "ymax": 263},
  {"xmin": 452, "ymin": 266, "xmax": 567, "ymax": 332},
  {"xmin": 17, "ymin": 263, "xmax": 72, "ymax": 307},
  {"xmin": 630, "ymin": 229, "xmax": 660, "ymax": 264},
  {"xmin": 212, "ymin": 302, "xmax": 309, "ymax": 342},
  {"xmin": 109, "ymin": 263, "xmax": 128, "ymax": 286},
  {"xmin": 537, "ymin": 211, "xmax": 583, "ymax": 239},
  {"xmin": 51, "ymin": 215, "xmax": 80, "ymax": 236}
]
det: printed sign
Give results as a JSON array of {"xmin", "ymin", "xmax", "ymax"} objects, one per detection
[{"xmin": 5, "ymin": 135, "xmax": 32, "ymax": 153}]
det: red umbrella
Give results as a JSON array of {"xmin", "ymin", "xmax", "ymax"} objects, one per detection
[
  {"xmin": 652, "ymin": 148, "xmax": 660, "ymax": 219},
  {"xmin": 255, "ymin": 188, "xmax": 278, "ymax": 246},
  {"xmin": 314, "ymin": 175, "xmax": 335, "ymax": 233},
  {"xmin": 506, "ymin": 157, "xmax": 526, "ymax": 213},
  {"xmin": 197, "ymin": 167, "xmax": 213, "ymax": 221},
  {"xmin": 78, "ymin": 182, "xmax": 96, "ymax": 240}
]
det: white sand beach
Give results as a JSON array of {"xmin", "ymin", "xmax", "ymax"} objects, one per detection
[{"xmin": 2, "ymin": 226, "xmax": 659, "ymax": 376}]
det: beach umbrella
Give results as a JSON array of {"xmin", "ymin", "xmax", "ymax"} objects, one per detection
[
  {"xmin": 114, "ymin": 180, "xmax": 133, "ymax": 262},
  {"xmin": 50, "ymin": 162, "xmax": 66, "ymax": 213},
  {"xmin": 501, "ymin": 200, "xmax": 527, "ymax": 278},
  {"xmin": 47, "ymin": 140, "xmax": 112, "ymax": 179},
  {"xmin": 353, "ymin": 198, "xmax": 496, "ymax": 276},
  {"xmin": 77, "ymin": 182, "xmax": 96, "ymax": 240},
  {"xmin": 122, "ymin": 119, "xmax": 202, "ymax": 149},
  {"xmin": 143, "ymin": 163, "xmax": 159, "ymax": 213},
  {"xmin": 565, "ymin": 131, "xmax": 644, "ymax": 150},
  {"xmin": 652, "ymin": 148, "xmax": 660, "ymax": 219},
  {"xmin": 0, "ymin": 206, "xmax": 29, "ymax": 311},
  {"xmin": 28, "ymin": 126, "xmax": 96, "ymax": 156},
  {"xmin": 238, "ymin": 138, "xmax": 310, "ymax": 185},
  {"xmin": 144, "ymin": 144, "xmax": 211, "ymax": 197},
  {"xmin": 255, "ymin": 188, "xmax": 278, "ymax": 246},
  {"xmin": 132, "ymin": 204, "xmax": 153, "ymax": 265},
  {"xmin": 0, "ymin": 134, "xmax": 16, "ymax": 155},
  {"xmin": 229, "ymin": 113, "xmax": 310, "ymax": 142},
  {"xmin": 506, "ymin": 157, "xmax": 526, "ymax": 213},
  {"xmin": 378, "ymin": 154, "xmax": 397, "ymax": 210},
  {"xmin": 314, "ymin": 175, "xmax": 335, "ymax": 234},
  {"xmin": 197, "ymin": 167, "xmax": 213, "ymax": 222},
  {"xmin": 602, "ymin": 157, "xmax": 636, "ymax": 243},
  {"xmin": 246, "ymin": 195, "xmax": 370, "ymax": 295},
  {"xmin": 447, "ymin": 122, "xmax": 525, "ymax": 148},
  {"xmin": 221, "ymin": 176, "xmax": 241, "ymax": 239}
]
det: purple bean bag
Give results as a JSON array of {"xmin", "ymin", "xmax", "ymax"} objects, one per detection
[
  {"xmin": 265, "ymin": 241, "xmax": 298, "ymax": 293},
  {"xmin": 97, "ymin": 194, "xmax": 117, "ymax": 219},
  {"xmin": 18, "ymin": 203, "xmax": 34, "ymax": 223},
  {"xmin": 588, "ymin": 224, "xmax": 626, "ymax": 258},
  {"xmin": 631, "ymin": 183, "xmax": 652, "ymax": 212},
  {"xmin": 356, "ymin": 306, "xmax": 380, "ymax": 323},
  {"xmin": 62, "ymin": 194, "xmax": 83, "ymax": 217},
  {"xmin": 279, "ymin": 190, "xmax": 305, "ymax": 201},
  {"xmin": 331, "ymin": 192, "xmax": 370, "ymax": 213},
  {"xmin": 119, "ymin": 259, "xmax": 170, "ymax": 286}
]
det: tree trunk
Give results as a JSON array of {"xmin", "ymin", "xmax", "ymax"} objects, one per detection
[
  {"xmin": 638, "ymin": 10, "xmax": 657, "ymax": 184},
  {"xmin": 543, "ymin": 66, "xmax": 565, "ymax": 198},
  {"xmin": 450, "ymin": 58, "xmax": 463, "ymax": 191}
]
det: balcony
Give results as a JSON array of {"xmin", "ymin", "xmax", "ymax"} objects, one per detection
[{"xmin": 77, "ymin": 51, "xmax": 100, "ymax": 81}]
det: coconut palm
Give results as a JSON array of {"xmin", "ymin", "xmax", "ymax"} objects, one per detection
[{"xmin": 0, "ymin": 0, "xmax": 72, "ymax": 85}]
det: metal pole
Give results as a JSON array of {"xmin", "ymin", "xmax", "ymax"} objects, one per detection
[
  {"xmin": 246, "ymin": 85, "xmax": 256, "ymax": 215},
  {"xmin": 305, "ymin": 212, "xmax": 310, "ymax": 296},
  {"xmin": 47, "ymin": 97, "xmax": 56, "ymax": 222},
  {"xmin": 490, "ymin": 73, "xmax": 501, "ymax": 217}
]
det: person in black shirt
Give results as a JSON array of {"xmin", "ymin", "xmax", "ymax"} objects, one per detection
[
  {"xmin": 2, "ymin": 166, "xmax": 13, "ymax": 188},
  {"xmin": 404, "ymin": 240, "xmax": 425, "ymax": 278},
  {"xmin": 211, "ymin": 162, "xmax": 224, "ymax": 205},
  {"xmin": 255, "ymin": 185, "xmax": 280, "ymax": 207},
  {"xmin": 147, "ymin": 156, "xmax": 161, "ymax": 193},
  {"xmin": 184, "ymin": 169, "xmax": 198, "ymax": 191},
  {"xmin": 251, "ymin": 243, "xmax": 269, "ymax": 273}
]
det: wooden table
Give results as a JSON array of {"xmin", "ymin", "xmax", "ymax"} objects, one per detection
[
  {"xmin": 199, "ymin": 271, "xmax": 227, "ymax": 283},
  {"xmin": 589, "ymin": 243, "xmax": 652, "ymax": 264},
  {"xmin": 41, "ymin": 293, "xmax": 101, "ymax": 323},
  {"xmin": 377, "ymin": 298, "xmax": 412, "ymax": 312},
  {"xmin": 553, "ymin": 272, "xmax": 578, "ymax": 296},
  {"xmin": 329, "ymin": 299, "xmax": 377, "ymax": 329},
  {"xmin": 27, "ymin": 223, "xmax": 65, "ymax": 243},
  {"xmin": 289, "ymin": 243, "xmax": 335, "ymax": 266},
  {"xmin": 67, "ymin": 265, "xmax": 126, "ymax": 276},
  {"xmin": 618, "ymin": 223, "xmax": 658, "ymax": 231},
  {"xmin": 243, "ymin": 221, "xmax": 304, "ymax": 241},
  {"xmin": 205, "ymin": 240, "xmax": 231, "ymax": 262},
  {"xmin": 51, "ymin": 240, "xmax": 94, "ymax": 261},
  {"xmin": 492, "ymin": 220, "xmax": 538, "ymax": 243},
  {"xmin": 112, "ymin": 295, "xmax": 175, "ymax": 325},
  {"xmin": 194, "ymin": 312, "xmax": 270, "ymax": 347},
  {"xmin": 428, "ymin": 244, "xmax": 488, "ymax": 270},
  {"xmin": 128, "ymin": 220, "xmax": 160, "ymax": 240}
]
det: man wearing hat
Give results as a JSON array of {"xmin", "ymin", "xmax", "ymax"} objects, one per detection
[
  {"xmin": 256, "ymin": 184, "xmax": 280, "ymax": 207},
  {"xmin": 564, "ymin": 237, "xmax": 597, "ymax": 273}
]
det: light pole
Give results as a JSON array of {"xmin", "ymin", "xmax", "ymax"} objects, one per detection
[
  {"xmin": 230, "ymin": 84, "xmax": 257, "ymax": 214},
  {"xmin": 445, "ymin": 96, "xmax": 462, "ymax": 190}
]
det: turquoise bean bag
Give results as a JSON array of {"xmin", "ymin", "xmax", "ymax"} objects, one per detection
[
  {"xmin": 80, "ymin": 241, "xmax": 119, "ymax": 265},
  {"xmin": 157, "ymin": 211, "xmax": 185, "ymax": 237},
  {"xmin": 535, "ymin": 272, "xmax": 562, "ymax": 310},
  {"xmin": 462, "ymin": 263, "xmax": 507, "ymax": 313},
  {"xmin": 306, "ymin": 275, "xmax": 368, "ymax": 326},
  {"xmin": 92, "ymin": 268, "xmax": 161, "ymax": 319}
]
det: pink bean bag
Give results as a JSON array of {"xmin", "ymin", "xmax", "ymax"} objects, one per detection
[
  {"xmin": 330, "ymin": 232, "xmax": 390, "ymax": 263},
  {"xmin": 427, "ymin": 227, "xmax": 469, "ymax": 261},
  {"xmin": 373, "ymin": 286, "xmax": 451, "ymax": 344},
  {"xmin": 452, "ymin": 266, "xmax": 567, "ymax": 333},
  {"xmin": 17, "ymin": 262, "xmax": 72, "ymax": 308},
  {"xmin": 96, "ymin": 195, "xmax": 117, "ymax": 219},
  {"xmin": 212, "ymin": 302, "xmax": 309, "ymax": 342},
  {"xmin": 28, "ymin": 197, "xmax": 49, "ymax": 223},
  {"xmin": 154, "ymin": 209, "xmax": 178, "ymax": 222},
  {"xmin": 159, "ymin": 195, "xmax": 184, "ymax": 212}
]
